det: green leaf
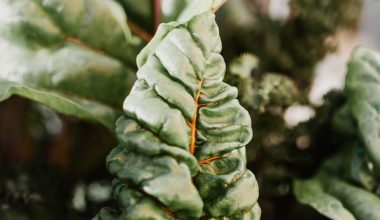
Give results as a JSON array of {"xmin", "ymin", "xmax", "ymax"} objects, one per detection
[
  {"xmin": 295, "ymin": 172, "xmax": 380, "ymax": 220},
  {"xmin": 227, "ymin": 54, "xmax": 298, "ymax": 111},
  {"xmin": 344, "ymin": 47, "xmax": 380, "ymax": 174},
  {"xmin": 294, "ymin": 177, "xmax": 355, "ymax": 220},
  {"xmin": 178, "ymin": 0, "xmax": 224, "ymax": 22},
  {"xmin": 0, "ymin": 79, "xmax": 118, "ymax": 131},
  {"xmin": 325, "ymin": 176, "xmax": 380, "ymax": 220},
  {"xmin": 228, "ymin": 53, "xmax": 260, "ymax": 109},
  {"xmin": 295, "ymin": 156, "xmax": 380, "ymax": 220},
  {"xmin": 96, "ymin": 12, "xmax": 260, "ymax": 219},
  {"xmin": 0, "ymin": 0, "xmax": 141, "ymax": 105}
]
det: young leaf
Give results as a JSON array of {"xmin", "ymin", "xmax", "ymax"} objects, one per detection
[
  {"xmin": 228, "ymin": 54, "xmax": 298, "ymax": 111},
  {"xmin": 228, "ymin": 53, "xmax": 260, "ymax": 109},
  {"xmin": 96, "ymin": 12, "xmax": 260, "ymax": 219}
]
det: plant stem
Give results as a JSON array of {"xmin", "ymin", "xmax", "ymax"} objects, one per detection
[
  {"xmin": 211, "ymin": 0, "xmax": 228, "ymax": 13},
  {"xmin": 153, "ymin": 0, "xmax": 161, "ymax": 33},
  {"xmin": 127, "ymin": 21, "xmax": 153, "ymax": 42}
]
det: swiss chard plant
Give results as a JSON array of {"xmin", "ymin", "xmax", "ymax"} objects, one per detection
[
  {"xmin": 1, "ymin": 0, "xmax": 261, "ymax": 219},
  {"xmin": 95, "ymin": 11, "xmax": 260, "ymax": 220},
  {"xmin": 1, "ymin": 0, "xmax": 380, "ymax": 219}
]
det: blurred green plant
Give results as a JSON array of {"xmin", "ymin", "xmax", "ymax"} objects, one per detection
[
  {"xmin": 220, "ymin": 0, "xmax": 361, "ymax": 86},
  {"xmin": 294, "ymin": 47, "xmax": 380, "ymax": 220},
  {"xmin": 227, "ymin": 53, "xmax": 299, "ymax": 112}
]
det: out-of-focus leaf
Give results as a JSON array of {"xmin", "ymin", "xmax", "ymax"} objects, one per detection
[
  {"xmin": 344, "ymin": 47, "xmax": 380, "ymax": 174},
  {"xmin": 295, "ymin": 151, "xmax": 380, "ymax": 220},
  {"xmin": 324, "ymin": 175, "xmax": 380, "ymax": 220},
  {"xmin": 260, "ymin": 74, "xmax": 299, "ymax": 108},
  {"xmin": 0, "ymin": 79, "xmax": 118, "ymax": 131},
  {"xmin": 228, "ymin": 53, "xmax": 260, "ymax": 109},
  {"xmin": 228, "ymin": 54, "xmax": 298, "ymax": 111},
  {"xmin": 0, "ymin": 0, "xmax": 141, "ymax": 106},
  {"xmin": 295, "ymin": 171, "xmax": 380, "ymax": 220},
  {"xmin": 96, "ymin": 12, "xmax": 260, "ymax": 219},
  {"xmin": 294, "ymin": 176, "xmax": 355, "ymax": 220},
  {"xmin": 333, "ymin": 104, "xmax": 357, "ymax": 136},
  {"xmin": 118, "ymin": 0, "xmax": 188, "ymax": 32}
]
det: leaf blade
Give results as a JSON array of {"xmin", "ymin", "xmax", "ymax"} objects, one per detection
[
  {"xmin": 294, "ymin": 177, "xmax": 355, "ymax": 220},
  {"xmin": 345, "ymin": 46, "xmax": 380, "ymax": 174},
  {"xmin": 0, "ymin": 79, "xmax": 119, "ymax": 130},
  {"xmin": 97, "ymin": 12, "xmax": 260, "ymax": 219}
]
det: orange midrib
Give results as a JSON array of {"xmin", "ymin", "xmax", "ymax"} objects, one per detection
[
  {"xmin": 160, "ymin": 205, "xmax": 174, "ymax": 217},
  {"xmin": 189, "ymin": 78, "xmax": 204, "ymax": 154},
  {"xmin": 189, "ymin": 78, "xmax": 222, "ymax": 165},
  {"xmin": 198, "ymin": 155, "xmax": 221, "ymax": 165}
]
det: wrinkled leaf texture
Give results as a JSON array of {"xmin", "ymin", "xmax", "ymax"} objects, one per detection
[
  {"xmin": 95, "ymin": 12, "xmax": 260, "ymax": 220},
  {"xmin": 0, "ymin": 0, "xmax": 141, "ymax": 128}
]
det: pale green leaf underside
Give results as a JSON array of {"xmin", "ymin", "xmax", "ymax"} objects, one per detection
[
  {"xmin": 96, "ymin": 12, "xmax": 260, "ymax": 220},
  {"xmin": 0, "ymin": 79, "xmax": 118, "ymax": 130}
]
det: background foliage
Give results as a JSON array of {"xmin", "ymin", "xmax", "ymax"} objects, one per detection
[{"xmin": 1, "ymin": 0, "xmax": 375, "ymax": 219}]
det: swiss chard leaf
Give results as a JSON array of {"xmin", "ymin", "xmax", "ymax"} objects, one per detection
[
  {"xmin": 294, "ymin": 176, "xmax": 355, "ymax": 220},
  {"xmin": 294, "ymin": 171, "xmax": 380, "ymax": 220},
  {"xmin": 0, "ymin": 0, "xmax": 146, "ymax": 129},
  {"xmin": 0, "ymin": 0, "xmax": 141, "ymax": 105},
  {"xmin": 344, "ymin": 47, "xmax": 380, "ymax": 174},
  {"xmin": 294, "ymin": 47, "xmax": 380, "ymax": 220},
  {"xmin": 96, "ymin": 12, "xmax": 260, "ymax": 219},
  {"xmin": 0, "ymin": 79, "xmax": 118, "ymax": 131}
]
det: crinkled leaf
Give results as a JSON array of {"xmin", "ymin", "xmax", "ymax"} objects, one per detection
[
  {"xmin": 0, "ymin": 79, "xmax": 118, "ymax": 131},
  {"xmin": 96, "ymin": 12, "xmax": 260, "ymax": 219},
  {"xmin": 0, "ymin": 0, "xmax": 141, "ymax": 106},
  {"xmin": 344, "ymin": 47, "xmax": 380, "ymax": 174}
]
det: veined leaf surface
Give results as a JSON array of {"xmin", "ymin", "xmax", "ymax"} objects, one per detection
[
  {"xmin": 0, "ymin": 0, "xmax": 146, "ymax": 128},
  {"xmin": 96, "ymin": 12, "xmax": 260, "ymax": 220}
]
